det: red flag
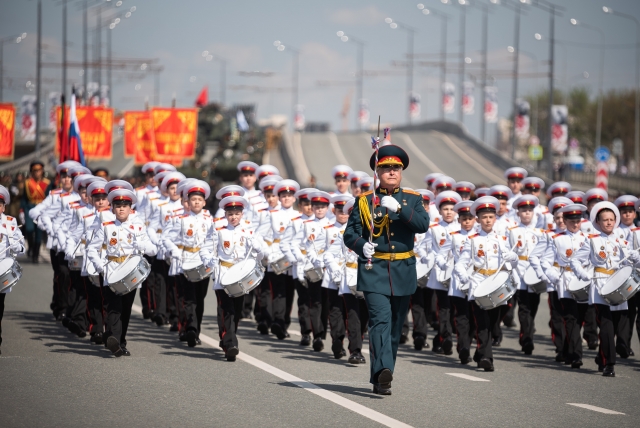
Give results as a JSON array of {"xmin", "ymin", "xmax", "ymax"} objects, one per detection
[
  {"xmin": 195, "ymin": 86, "xmax": 208, "ymax": 107},
  {"xmin": 58, "ymin": 96, "xmax": 69, "ymax": 163}
]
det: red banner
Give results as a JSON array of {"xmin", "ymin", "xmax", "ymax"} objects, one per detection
[
  {"xmin": 123, "ymin": 111, "xmax": 145, "ymax": 158},
  {"xmin": 0, "ymin": 103, "xmax": 16, "ymax": 161},
  {"xmin": 56, "ymin": 106, "xmax": 113, "ymax": 160},
  {"xmin": 133, "ymin": 112, "xmax": 157, "ymax": 165},
  {"xmin": 151, "ymin": 107, "xmax": 197, "ymax": 161}
]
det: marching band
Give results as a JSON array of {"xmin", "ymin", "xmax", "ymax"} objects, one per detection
[{"xmin": 1, "ymin": 152, "xmax": 639, "ymax": 393}]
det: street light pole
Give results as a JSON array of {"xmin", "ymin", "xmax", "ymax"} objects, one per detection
[
  {"xmin": 83, "ymin": 0, "xmax": 88, "ymax": 103},
  {"xmin": 62, "ymin": 0, "xmax": 67, "ymax": 101},
  {"xmin": 480, "ymin": 5, "xmax": 488, "ymax": 143},
  {"xmin": 547, "ymin": 6, "xmax": 555, "ymax": 179},
  {"xmin": 571, "ymin": 18, "xmax": 605, "ymax": 148},
  {"xmin": 458, "ymin": 4, "xmax": 466, "ymax": 123},
  {"xmin": 603, "ymin": 7, "xmax": 640, "ymax": 170},
  {"xmin": 35, "ymin": 0, "xmax": 42, "ymax": 153},
  {"xmin": 510, "ymin": 2, "xmax": 522, "ymax": 160}
]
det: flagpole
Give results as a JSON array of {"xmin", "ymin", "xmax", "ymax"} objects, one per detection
[{"xmin": 59, "ymin": 93, "xmax": 66, "ymax": 162}]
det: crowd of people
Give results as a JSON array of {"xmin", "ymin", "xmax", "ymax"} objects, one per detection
[{"xmin": 1, "ymin": 147, "xmax": 639, "ymax": 394}]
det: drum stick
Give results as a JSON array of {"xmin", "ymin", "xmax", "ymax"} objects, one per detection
[{"xmin": 488, "ymin": 241, "xmax": 519, "ymax": 281}]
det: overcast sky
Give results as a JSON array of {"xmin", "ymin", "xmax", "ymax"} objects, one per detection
[{"xmin": 1, "ymin": 0, "xmax": 640, "ymax": 141}]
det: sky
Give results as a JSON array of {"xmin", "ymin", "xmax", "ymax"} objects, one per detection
[{"xmin": 1, "ymin": 0, "xmax": 640, "ymax": 143}]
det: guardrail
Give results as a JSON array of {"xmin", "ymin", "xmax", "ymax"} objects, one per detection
[{"xmin": 564, "ymin": 169, "xmax": 640, "ymax": 195}]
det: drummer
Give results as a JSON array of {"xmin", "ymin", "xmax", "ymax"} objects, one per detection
[
  {"xmin": 86, "ymin": 188, "xmax": 156, "ymax": 357},
  {"xmin": 349, "ymin": 171, "xmax": 369, "ymax": 197},
  {"xmin": 0, "ymin": 185, "xmax": 26, "ymax": 355},
  {"xmin": 440, "ymin": 199, "xmax": 476, "ymax": 364},
  {"xmin": 428, "ymin": 189, "xmax": 462, "ymax": 354},
  {"xmin": 454, "ymin": 196, "xmax": 519, "ymax": 371},
  {"xmin": 202, "ymin": 195, "xmax": 265, "ymax": 361},
  {"xmin": 455, "ymin": 182, "xmax": 475, "ymax": 201},
  {"xmin": 571, "ymin": 201, "xmax": 640, "ymax": 376},
  {"xmin": 163, "ymin": 180, "xmax": 214, "ymax": 347},
  {"xmin": 424, "ymin": 173, "xmax": 444, "ymax": 222},
  {"xmin": 504, "ymin": 167, "xmax": 527, "ymax": 211},
  {"xmin": 357, "ymin": 176, "xmax": 374, "ymax": 195}
]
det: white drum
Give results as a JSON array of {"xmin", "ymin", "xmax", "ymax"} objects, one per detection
[
  {"xmin": 305, "ymin": 267, "xmax": 323, "ymax": 283},
  {"xmin": 182, "ymin": 259, "xmax": 213, "ymax": 282},
  {"xmin": 523, "ymin": 266, "xmax": 546, "ymax": 294},
  {"xmin": 600, "ymin": 266, "xmax": 640, "ymax": 306},
  {"xmin": 567, "ymin": 277, "xmax": 590, "ymax": 303},
  {"xmin": 220, "ymin": 258, "xmax": 265, "ymax": 297},
  {"xmin": 270, "ymin": 256, "xmax": 291, "ymax": 275},
  {"xmin": 68, "ymin": 255, "xmax": 84, "ymax": 271},
  {"xmin": 86, "ymin": 261, "xmax": 101, "ymax": 286},
  {"xmin": 0, "ymin": 258, "xmax": 22, "ymax": 293},
  {"xmin": 436, "ymin": 261, "xmax": 453, "ymax": 288},
  {"xmin": 474, "ymin": 271, "xmax": 516, "ymax": 310},
  {"xmin": 107, "ymin": 255, "xmax": 151, "ymax": 296},
  {"xmin": 416, "ymin": 262, "xmax": 431, "ymax": 281}
]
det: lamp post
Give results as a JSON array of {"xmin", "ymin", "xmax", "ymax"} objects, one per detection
[
  {"xmin": 337, "ymin": 31, "xmax": 365, "ymax": 131},
  {"xmin": 0, "ymin": 33, "xmax": 26, "ymax": 101},
  {"xmin": 384, "ymin": 17, "xmax": 416, "ymax": 124},
  {"xmin": 417, "ymin": 4, "xmax": 449, "ymax": 120},
  {"xmin": 570, "ymin": 18, "xmax": 605, "ymax": 148},
  {"xmin": 603, "ymin": 6, "xmax": 640, "ymax": 170},
  {"xmin": 273, "ymin": 41, "xmax": 300, "ymax": 130}
]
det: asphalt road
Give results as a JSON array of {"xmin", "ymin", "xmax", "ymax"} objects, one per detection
[
  {"xmin": 1, "ymin": 261, "xmax": 639, "ymax": 427},
  {"xmin": 301, "ymin": 131, "xmax": 507, "ymax": 191}
]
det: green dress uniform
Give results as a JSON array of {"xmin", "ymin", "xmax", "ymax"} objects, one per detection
[{"xmin": 344, "ymin": 145, "xmax": 430, "ymax": 387}]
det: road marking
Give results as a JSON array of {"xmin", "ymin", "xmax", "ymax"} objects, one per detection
[
  {"xmin": 117, "ymin": 159, "xmax": 135, "ymax": 178},
  {"xmin": 445, "ymin": 373, "xmax": 490, "ymax": 382},
  {"xmin": 328, "ymin": 132, "xmax": 351, "ymax": 166},
  {"xmin": 566, "ymin": 403, "xmax": 625, "ymax": 415},
  {"xmin": 131, "ymin": 304, "xmax": 412, "ymax": 428},
  {"xmin": 394, "ymin": 131, "xmax": 442, "ymax": 174},
  {"xmin": 430, "ymin": 130, "xmax": 505, "ymax": 183}
]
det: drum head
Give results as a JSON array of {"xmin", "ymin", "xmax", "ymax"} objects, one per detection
[
  {"xmin": 601, "ymin": 266, "xmax": 633, "ymax": 294},
  {"xmin": 182, "ymin": 259, "xmax": 202, "ymax": 270},
  {"xmin": 567, "ymin": 277, "xmax": 589, "ymax": 291},
  {"xmin": 108, "ymin": 255, "xmax": 142, "ymax": 283},
  {"xmin": 523, "ymin": 266, "xmax": 541, "ymax": 285},
  {"xmin": 221, "ymin": 259, "xmax": 257, "ymax": 286},
  {"xmin": 475, "ymin": 271, "xmax": 510, "ymax": 298},
  {"xmin": 416, "ymin": 262, "xmax": 429, "ymax": 279},
  {"xmin": 0, "ymin": 258, "xmax": 14, "ymax": 271}
]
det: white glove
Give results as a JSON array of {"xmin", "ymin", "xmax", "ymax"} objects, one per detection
[
  {"xmin": 545, "ymin": 268, "xmax": 560, "ymax": 284},
  {"xmin": 504, "ymin": 251, "xmax": 518, "ymax": 262},
  {"xmin": 94, "ymin": 262, "xmax": 104, "ymax": 274},
  {"xmin": 363, "ymin": 242, "xmax": 378, "ymax": 259},
  {"xmin": 10, "ymin": 241, "xmax": 23, "ymax": 253},
  {"xmin": 331, "ymin": 270, "xmax": 342, "ymax": 284},
  {"xmin": 295, "ymin": 251, "xmax": 306, "ymax": 263},
  {"xmin": 132, "ymin": 240, "xmax": 145, "ymax": 253},
  {"xmin": 308, "ymin": 251, "xmax": 318, "ymax": 265},
  {"xmin": 19, "ymin": 211, "xmax": 25, "ymax": 225},
  {"xmin": 457, "ymin": 270, "xmax": 470, "ymax": 284},
  {"xmin": 286, "ymin": 252, "xmax": 297, "ymax": 265},
  {"xmin": 296, "ymin": 263, "xmax": 306, "ymax": 280},
  {"xmin": 312, "ymin": 258, "xmax": 323, "ymax": 270},
  {"xmin": 380, "ymin": 196, "xmax": 400, "ymax": 213},
  {"xmin": 436, "ymin": 255, "xmax": 448, "ymax": 271},
  {"xmin": 328, "ymin": 260, "xmax": 341, "ymax": 276},
  {"xmin": 628, "ymin": 250, "xmax": 640, "ymax": 264},
  {"xmin": 574, "ymin": 265, "xmax": 590, "ymax": 282},
  {"xmin": 421, "ymin": 253, "xmax": 434, "ymax": 266},
  {"xmin": 171, "ymin": 248, "xmax": 182, "ymax": 260}
]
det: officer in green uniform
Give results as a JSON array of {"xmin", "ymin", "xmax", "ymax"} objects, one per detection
[{"xmin": 344, "ymin": 144, "xmax": 430, "ymax": 395}]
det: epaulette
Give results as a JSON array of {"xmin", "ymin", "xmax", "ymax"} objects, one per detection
[
  {"xmin": 173, "ymin": 208, "xmax": 183, "ymax": 212},
  {"xmin": 304, "ymin": 219, "xmax": 314, "ymax": 223},
  {"xmin": 449, "ymin": 231, "xmax": 460, "ymax": 235},
  {"xmin": 468, "ymin": 233, "xmax": 479, "ymax": 239},
  {"xmin": 5, "ymin": 216, "xmax": 13, "ymax": 221},
  {"xmin": 158, "ymin": 202, "xmax": 168, "ymax": 206},
  {"xmin": 61, "ymin": 192, "xmax": 71, "ymax": 197},
  {"xmin": 360, "ymin": 190, "xmax": 373, "ymax": 197},
  {"xmin": 292, "ymin": 216, "xmax": 301, "ymax": 221},
  {"xmin": 259, "ymin": 208, "xmax": 268, "ymax": 212},
  {"xmin": 429, "ymin": 223, "xmax": 438, "ymax": 229},
  {"xmin": 546, "ymin": 229, "xmax": 555, "ymax": 234},
  {"xmin": 215, "ymin": 226, "xmax": 225, "ymax": 231},
  {"xmin": 323, "ymin": 224, "xmax": 333, "ymax": 229},
  {"xmin": 588, "ymin": 233, "xmax": 600, "ymax": 239},
  {"xmin": 244, "ymin": 220, "xmax": 251, "ymax": 224},
  {"xmin": 98, "ymin": 207, "xmax": 110, "ymax": 212},
  {"xmin": 83, "ymin": 213, "xmax": 94, "ymax": 218},
  {"xmin": 180, "ymin": 214, "xmax": 189, "ymax": 218},
  {"xmin": 269, "ymin": 209, "xmax": 279, "ymax": 213},
  {"xmin": 102, "ymin": 221, "xmax": 114, "ymax": 226},
  {"xmin": 552, "ymin": 232, "xmax": 566, "ymax": 239},
  {"xmin": 52, "ymin": 189, "xmax": 63, "ymax": 194},
  {"xmin": 581, "ymin": 219, "xmax": 588, "ymax": 223},
  {"xmin": 631, "ymin": 227, "xmax": 640, "ymax": 232},
  {"xmin": 508, "ymin": 226, "xmax": 518, "ymax": 230},
  {"xmin": 402, "ymin": 188, "xmax": 420, "ymax": 196},
  {"xmin": 149, "ymin": 197, "xmax": 159, "ymax": 201},
  {"xmin": 214, "ymin": 217, "xmax": 224, "ymax": 221}
]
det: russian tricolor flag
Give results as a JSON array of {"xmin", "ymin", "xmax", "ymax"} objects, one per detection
[{"xmin": 67, "ymin": 89, "xmax": 86, "ymax": 166}]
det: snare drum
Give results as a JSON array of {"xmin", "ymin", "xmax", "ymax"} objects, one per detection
[
  {"xmin": 436, "ymin": 261, "xmax": 453, "ymax": 288},
  {"xmin": 270, "ymin": 256, "xmax": 291, "ymax": 275},
  {"xmin": 182, "ymin": 259, "xmax": 213, "ymax": 282},
  {"xmin": 523, "ymin": 266, "xmax": 546, "ymax": 294},
  {"xmin": 86, "ymin": 261, "xmax": 101, "ymax": 286},
  {"xmin": 68, "ymin": 255, "xmax": 84, "ymax": 271},
  {"xmin": 0, "ymin": 258, "xmax": 22, "ymax": 293},
  {"xmin": 600, "ymin": 266, "xmax": 640, "ymax": 306},
  {"xmin": 416, "ymin": 262, "xmax": 431, "ymax": 281},
  {"xmin": 474, "ymin": 271, "xmax": 516, "ymax": 310},
  {"xmin": 567, "ymin": 277, "xmax": 590, "ymax": 303},
  {"xmin": 220, "ymin": 258, "xmax": 265, "ymax": 297},
  {"xmin": 107, "ymin": 255, "xmax": 151, "ymax": 296},
  {"xmin": 304, "ymin": 267, "xmax": 323, "ymax": 283}
]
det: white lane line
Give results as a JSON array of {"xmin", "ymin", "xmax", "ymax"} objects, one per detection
[
  {"xmin": 394, "ymin": 131, "xmax": 442, "ymax": 174},
  {"xmin": 566, "ymin": 403, "xmax": 625, "ymax": 415},
  {"xmin": 445, "ymin": 373, "xmax": 490, "ymax": 382},
  {"xmin": 116, "ymin": 159, "xmax": 135, "ymax": 178},
  {"xmin": 131, "ymin": 304, "xmax": 411, "ymax": 428},
  {"xmin": 285, "ymin": 327, "xmax": 370, "ymax": 355},
  {"xmin": 328, "ymin": 132, "xmax": 351, "ymax": 166},
  {"xmin": 430, "ymin": 130, "xmax": 505, "ymax": 184}
]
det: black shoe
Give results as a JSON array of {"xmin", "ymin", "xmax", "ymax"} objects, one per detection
[
  {"xmin": 153, "ymin": 314, "xmax": 165, "ymax": 327},
  {"xmin": 571, "ymin": 359, "xmax": 583, "ymax": 369},
  {"xmin": 399, "ymin": 333, "xmax": 408, "ymax": 344},
  {"xmin": 225, "ymin": 346, "xmax": 239, "ymax": 362},
  {"xmin": 377, "ymin": 368, "xmax": 393, "ymax": 386},
  {"xmin": 588, "ymin": 340, "xmax": 599, "ymax": 350},
  {"xmin": 121, "ymin": 346, "xmax": 131, "ymax": 357},
  {"xmin": 196, "ymin": 338, "xmax": 201, "ymax": 346},
  {"xmin": 491, "ymin": 338, "xmax": 501, "ymax": 347},
  {"xmin": 555, "ymin": 352, "xmax": 565, "ymax": 363},
  {"xmin": 106, "ymin": 336, "xmax": 123, "ymax": 357},
  {"xmin": 348, "ymin": 351, "xmax": 366, "ymax": 364},
  {"xmin": 522, "ymin": 340, "xmax": 534, "ymax": 355},
  {"xmin": 186, "ymin": 330, "xmax": 197, "ymax": 347},
  {"xmin": 414, "ymin": 335, "xmax": 426, "ymax": 351},
  {"xmin": 373, "ymin": 383, "xmax": 392, "ymax": 395},
  {"xmin": 478, "ymin": 357, "xmax": 494, "ymax": 372},
  {"xmin": 459, "ymin": 348, "xmax": 470, "ymax": 364},
  {"xmin": 169, "ymin": 322, "xmax": 179, "ymax": 332},
  {"xmin": 299, "ymin": 335, "xmax": 311, "ymax": 346},
  {"xmin": 61, "ymin": 317, "xmax": 70, "ymax": 328},
  {"xmin": 332, "ymin": 340, "xmax": 345, "ymax": 359},
  {"xmin": 257, "ymin": 322, "xmax": 269, "ymax": 335},
  {"xmin": 270, "ymin": 323, "xmax": 287, "ymax": 340},
  {"xmin": 602, "ymin": 364, "xmax": 615, "ymax": 377},
  {"xmin": 312, "ymin": 337, "xmax": 324, "ymax": 352},
  {"xmin": 442, "ymin": 338, "xmax": 453, "ymax": 355},
  {"xmin": 179, "ymin": 332, "xmax": 188, "ymax": 342},
  {"xmin": 142, "ymin": 311, "xmax": 151, "ymax": 320},
  {"xmin": 67, "ymin": 320, "xmax": 81, "ymax": 336},
  {"xmin": 91, "ymin": 332, "xmax": 103, "ymax": 345},
  {"xmin": 432, "ymin": 345, "xmax": 444, "ymax": 354},
  {"xmin": 616, "ymin": 343, "xmax": 630, "ymax": 359}
]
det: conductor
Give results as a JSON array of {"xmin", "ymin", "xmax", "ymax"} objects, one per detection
[{"xmin": 344, "ymin": 144, "xmax": 430, "ymax": 395}]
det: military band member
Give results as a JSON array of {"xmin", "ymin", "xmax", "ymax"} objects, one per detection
[
  {"xmin": 504, "ymin": 167, "xmax": 527, "ymax": 211},
  {"xmin": 547, "ymin": 182, "xmax": 571, "ymax": 200},
  {"xmin": 475, "ymin": 187, "xmax": 490, "ymax": 198},
  {"xmin": 344, "ymin": 144, "xmax": 430, "ymax": 395},
  {"xmin": 87, "ymin": 188, "xmax": 156, "ymax": 357},
  {"xmin": 201, "ymin": 195, "xmax": 265, "ymax": 361},
  {"xmin": 455, "ymin": 181, "xmax": 475, "ymax": 201},
  {"xmin": 357, "ymin": 176, "xmax": 374, "ymax": 194},
  {"xmin": 566, "ymin": 191, "xmax": 585, "ymax": 204},
  {"xmin": 348, "ymin": 171, "xmax": 369, "ymax": 197},
  {"xmin": 0, "ymin": 185, "xmax": 26, "ymax": 354}
]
